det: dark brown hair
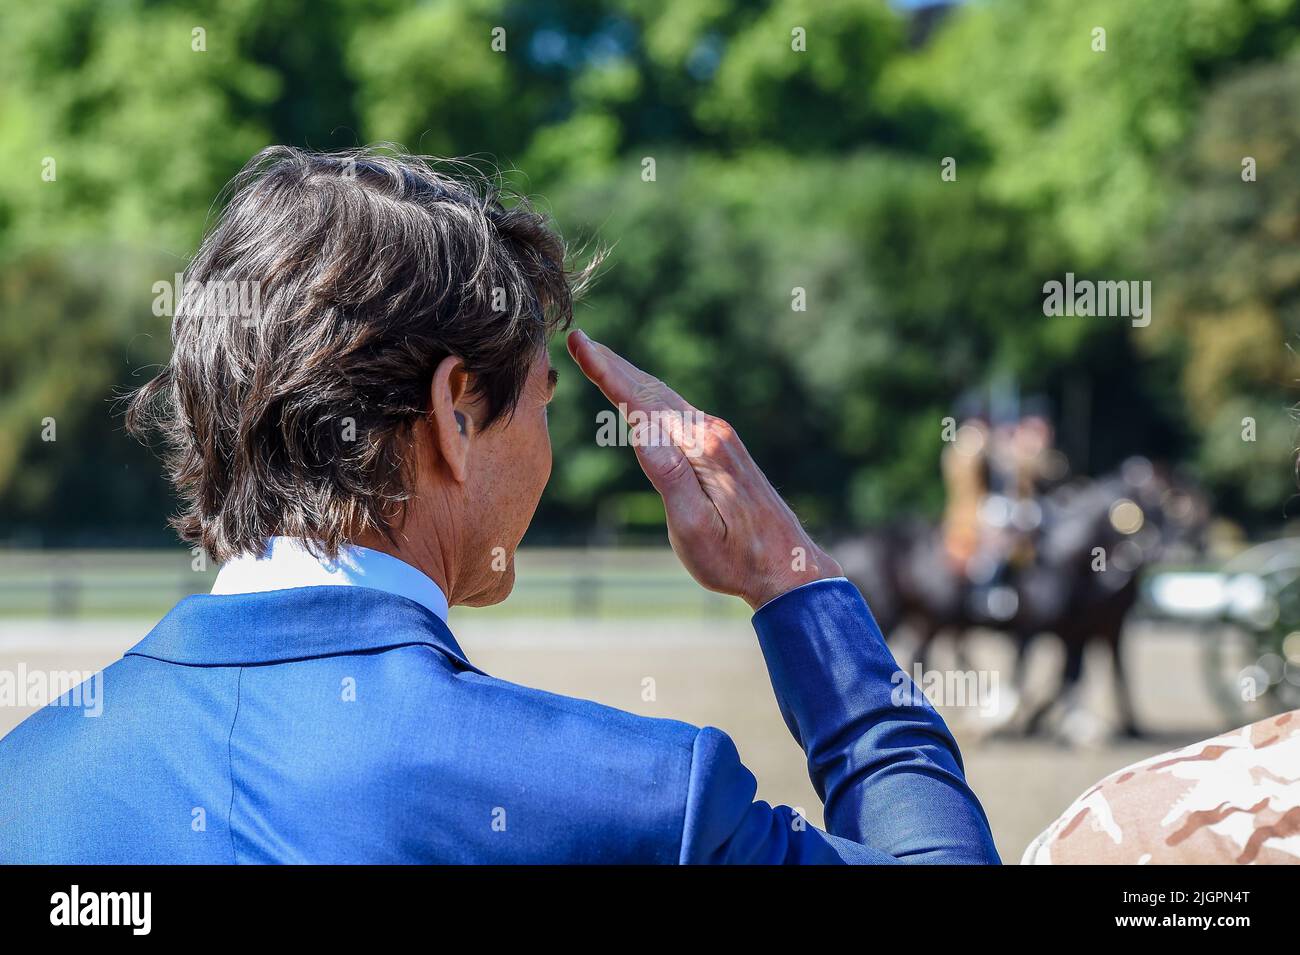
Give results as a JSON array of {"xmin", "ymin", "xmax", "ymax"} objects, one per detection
[{"xmin": 128, "ymin": 145, "xmax": 588, "ymax": 561}]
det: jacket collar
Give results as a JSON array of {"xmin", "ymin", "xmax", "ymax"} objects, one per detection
[{"xmin": 126, "ymin": 585, "xmax": 482, "ymax": 672}]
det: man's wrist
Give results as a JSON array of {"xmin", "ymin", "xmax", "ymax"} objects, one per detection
[
  {"xmin": 743, "ymin": 552, "xmax": 845, "ymax": 611},
  {"xmin": 751, "ymin": 575, "xmax": 850, "ymax": 613}
]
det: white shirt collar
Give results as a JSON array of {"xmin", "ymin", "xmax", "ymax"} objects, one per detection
[{"xmin": 211, "ymin": 536, "xmax": 449, "ymax": 623}]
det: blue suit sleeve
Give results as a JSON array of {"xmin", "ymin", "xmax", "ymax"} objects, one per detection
[{"xmin": 679, "ymin": 578, "xmax": 1000, "ymax": 864}]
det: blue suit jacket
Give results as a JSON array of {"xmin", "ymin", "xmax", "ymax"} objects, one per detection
[{"xmin": 0, "ymin": 579, "xmax": 999, "ymax": 863}]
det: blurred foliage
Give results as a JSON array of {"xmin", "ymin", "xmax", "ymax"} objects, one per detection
[
  {"xmin": 0, "ymin": 0, "xmax": 1298, "ymax": 545},
  {"xmin": 894, "ymin": 0, "xmax": 1300, "ymax": 269},
  {"xmin": 0, "ymin": 249, "xmax": 174, "ymax": 544},
  {"xmin": 1149, "ymin": 55, "xmax": 1300, "ymax": 516}
]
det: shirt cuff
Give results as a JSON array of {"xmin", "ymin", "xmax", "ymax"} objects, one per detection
[{"xmin": 753, "ymin": 576, "xmax": 849, "ymax": 614}]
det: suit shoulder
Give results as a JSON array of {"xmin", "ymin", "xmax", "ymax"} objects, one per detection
[
  {"xmin": 447, "ymin": 672, "xmax": 715, "ymax": 861},
  {"xmin": 455, "ymin": 665, "xmax": 703, "ymax": 753}
]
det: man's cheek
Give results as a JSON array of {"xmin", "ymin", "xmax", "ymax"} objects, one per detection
[
  {"xmin": 540, "ymin": 442, "xmax": 553, "ymax": 487},
  {"xmin": 534, "ymin": 422, "xmax": 553, "ymax": 487}
]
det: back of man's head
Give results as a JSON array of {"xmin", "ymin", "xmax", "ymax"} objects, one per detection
[{"xmin": 129, "ymin": 145, "xmax": 584, "ymax": 562}]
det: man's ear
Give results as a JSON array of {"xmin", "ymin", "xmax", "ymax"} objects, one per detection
[{"xmin": 429, "ymin": 354, "xmax": 472, "ymax": 483}]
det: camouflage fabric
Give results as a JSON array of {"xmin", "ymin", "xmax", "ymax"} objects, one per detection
[{"xmin": 1022, "ymin": 710, "xmax": 1300, "ymax": 864}]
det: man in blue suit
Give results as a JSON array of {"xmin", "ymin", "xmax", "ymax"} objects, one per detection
[{"xmin": 0, "ymin": 146, "xmax": 999, "ymax": 864}]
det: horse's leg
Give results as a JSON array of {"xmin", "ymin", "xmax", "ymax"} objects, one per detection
[
  {"xmin": 984, "ymin": 629, "xmax": 1032, "ymax": 735},
  {"xmin": 1011, "ymin": 631, "xmax": 1034, "ymax": 689},
  {"xmin": 912, "ymin": 619, "xmax": 940, "ymax": 673},
  {"xmin": 951, "ymin": 629, "xmax": 975, "ymax": 672},
  {"xmin": 1024, "ymin": 636, "xmax": 1085, "ymax": 736},
  {"xmin": 1107, "ymin": 626, "xmax": 1142, "ymax": 738}
]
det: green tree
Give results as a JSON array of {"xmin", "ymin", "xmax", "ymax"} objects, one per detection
[{"xmin": 1149, "ymin": 57, "xmax": 1300, "ymax": 518}]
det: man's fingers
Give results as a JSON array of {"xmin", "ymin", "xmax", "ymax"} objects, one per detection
[
  {"xmin": 566, "ymin": 330, "xmax": 691, "ymax": 416},
  {"xmin": 567, "ymin": 329, "xmax": 716, "ymax": 524},
  {"xmin": 565, "ymin": 329, "xmax": 634, "ymax": 407}
]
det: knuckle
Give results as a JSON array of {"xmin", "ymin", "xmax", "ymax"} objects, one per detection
[
  {"xmin": 659, "ymin": 452, "xmax": 693, "ymax": 486},
  {"xmin": 631, "ymin": 378, "xmax": 665, "ymax": 407},
  {"xmin": 709, "ymin": 417, "xmax": 737, "ymax": 444}
]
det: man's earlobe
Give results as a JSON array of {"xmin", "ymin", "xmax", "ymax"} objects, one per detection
[{"xmin": 429, "ymin": 354, "xmax": 472, "ymax": 484}]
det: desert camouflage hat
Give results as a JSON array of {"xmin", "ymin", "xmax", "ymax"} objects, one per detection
[{"xmin": 1023, "ymin": 710, "xmax": 1300, "ymax": 864}]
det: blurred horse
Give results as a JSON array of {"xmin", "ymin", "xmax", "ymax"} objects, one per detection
[{"xmin": 835, "ymin": 460, "xmax": 1206, "ymax": 740}]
